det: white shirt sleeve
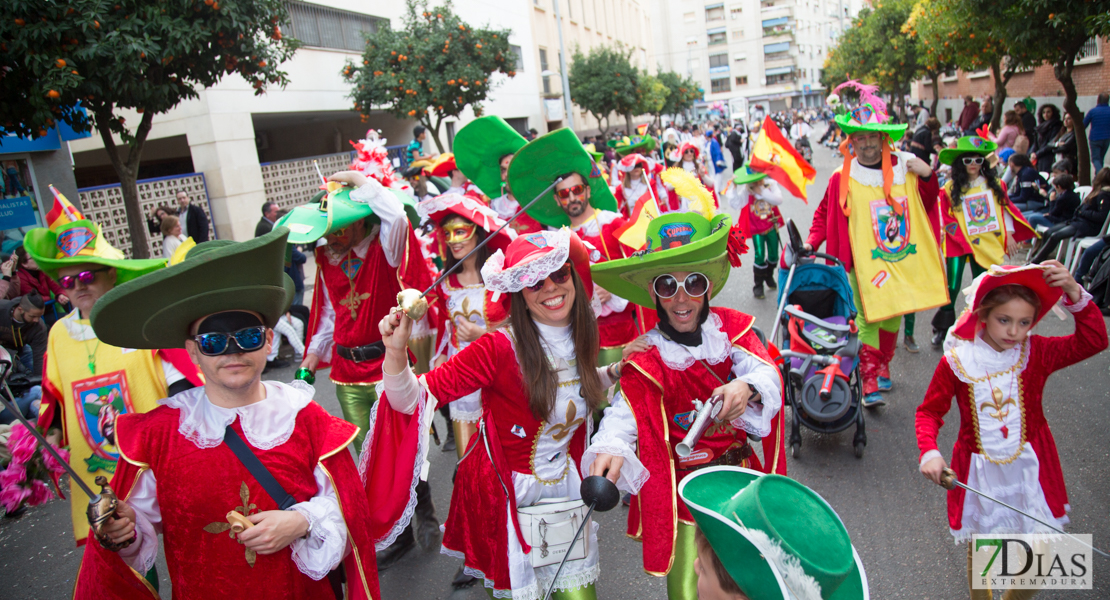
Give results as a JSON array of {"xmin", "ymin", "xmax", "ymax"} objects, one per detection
[
  {"xmin": 288, "ymin": 465, "xmax": 349, "ymax": 580},
  {"xmin": 582, "ymin": 391, "xmax": 650, "ymax": 494},
  {"xmin": 1003, "ymin": 210, "xmax": 1015, "ymax": 233},
  {"xmin": 307, "ymin": 284, "xmax": 335, "ymax": 359},
  {"xmin": 161, "ymin": 359, "xmax": 186, "ymax": 388},
  {"xmin": 349, "ymin": 182, "xmax": 409, "ymax": 268},
  {"xmin": 728, "ymin": 347, "xmax": 782, "ymax": 438},
  {"xmin": 382, "ymin": 365, "xmax": 424, "ymax": 415},
  {"xmin": 756, "ymin": 182, "xmax": 784, "ymax": 206},
  {"xmin": 117, "ymin": 470, "xmax": 161, "ymax": 575}
]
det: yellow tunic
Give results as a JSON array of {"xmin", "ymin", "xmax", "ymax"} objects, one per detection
[
  {"xmin": 943, "ymin": 179, "xmax": 1008, "ymax": 268},
  {"xmin": 846, "ymin": 162, "xmax": 948, "ymax": 322},
  {"xmin": 44, "ymin": 312, "xmax": 169, "ymax": 544}
]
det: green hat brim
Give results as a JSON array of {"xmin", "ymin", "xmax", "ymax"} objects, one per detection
[
  {"xmin": 590, "ymin": 213, "xmax": 731, "ymax": 308},
  {"xmin": 733, "ymin": 164, "xmax": 768, "ymax": 186},
  {"xmin": 835, "ymin": 113, "xmax": 907, "ymax": 142},
  {"xmin": 938, "ymin": 136, "xmax": 998, "ymax": 166},
  {"xmin": 90, "ymin": 227, "xmax": 295, "ymax": 349},
  {"xmin": 454, "ymin": 116, "xmax": 527, "ymax": 199},
  {"xmin": 275, "ymin": 187, "xmax": 418, "ymax": 244},
  {"xmin": 679, "ymin": 467, "xmax": 868, "ymax": 600},
  {"xmin": 22, "ymin": 225, "xmax": 165, "ymax": 284},
  {"xmin": 609, "ymin": 135, "xmax": 657, "ymax": 155},
  {"xmin": 507, "ymin": 128, "xmax": 617, "ymax": 228}
]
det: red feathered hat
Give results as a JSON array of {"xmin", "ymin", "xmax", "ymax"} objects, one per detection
[
  {"xmin": 417, "ymin": 193, "xmax": 516, "ymax": 256},
  {"xmin": 676, "ymin": 141, "xmax": 701, "ymax": 159},
  {"xmin": 950, "ymin": 264, "xmax": 1063, "ymax": 341},
  {"xmin": 480, "ymin": 229, "xmax": 598, "ymax": 299},
  {"xmin": 428, "ymin": 153, "xmax": 459, "ymax": 178}
]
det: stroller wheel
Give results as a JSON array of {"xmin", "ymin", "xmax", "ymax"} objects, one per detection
[
  {"xmin": 791, "ymin": 442, "xmax": 801, "ymax": 459},
  {"xmin": 854, "ymin": 442, "xmax": 865, "ymax": 459}
]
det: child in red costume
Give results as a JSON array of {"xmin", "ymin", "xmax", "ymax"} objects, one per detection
[{"xmin": 916, "ymin": 262, "xmax": 1107, "ymax": 600}]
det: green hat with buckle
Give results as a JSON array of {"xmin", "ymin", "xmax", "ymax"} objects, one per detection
[
  {"xmin": 679, "ymin": 466, "xmax": 869, "ymax": 600},
  {"xmin": 506, "ymin": 128, "xmax": 617, "ymax": 228},
  {"xmin": 275, "ymin": 181, "xmax": 419, "ymax": 244},
  {"xmin": 454, "ymin": 116, "xmax": 528, "ymax": 199},
  {"xmin": 590, "ymin": 211, "xmax": 732, "ymax": 308},
  {"xmin": 90, "ymin": 227, "xmax": 295, "ymax": 349},
  {"xmin": 938, "ymin": 136, "xmax": 998, "ymax": 166}
]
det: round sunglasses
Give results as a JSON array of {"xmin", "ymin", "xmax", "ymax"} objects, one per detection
[
  {"xmin": 58, "ymin": 267, "xmax": 111, "ymax": 290},
  {"xmin": 192, "ymin": 326, "xmax": 267, "ymax": 356},
  {"xmin": 526, "ymin": 263, "xmax": 573, "ymax": 292},
  {"xmin": 653, "ymin": 272, "xmax": 710, "ymax": 299}
]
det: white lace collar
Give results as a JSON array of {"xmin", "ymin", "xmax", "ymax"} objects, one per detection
[
  {"xmin": 324, "ymin": 228, "xmax": 379, "ymax": 266},
  {"xmin": 946, "ymin": 332, "xmax": 1029, "ymax": 385},
  {"xmin": 61, "ymin": 310, "xmax": 98, "ymax": 342},
  {"xmin": 645, "ymin": 311, "xmax": 731, "ymax": 370},
  {"xmin": 849, "ymin": 151, "xmax": 909, "ymax": 188},
  {"xmin": 161, "ymin": 380, "xmax": 316, "ymax": 450}
]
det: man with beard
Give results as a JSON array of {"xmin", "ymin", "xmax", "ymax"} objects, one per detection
[{"xmin": 586, "ymin": 211, "xmax": 785, "ymax": 600}]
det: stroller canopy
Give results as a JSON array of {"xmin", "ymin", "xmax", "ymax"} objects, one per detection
[{"xmin": 777, "ymin": 262, "xmax": 855, "ymax": 321}]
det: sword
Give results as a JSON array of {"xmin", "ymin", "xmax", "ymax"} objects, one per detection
[
  {"xmin": 940, "ymin": 468, "xmax": 1109, "ymax": 558},
  {"xmin": 397, "ymin": 176, "xmax": 565, "ymax": 320}
]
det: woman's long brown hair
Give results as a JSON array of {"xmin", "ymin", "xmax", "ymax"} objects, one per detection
[{"xmin": 508, "ymin": 268, "xmax": 604, "ymax": 422}]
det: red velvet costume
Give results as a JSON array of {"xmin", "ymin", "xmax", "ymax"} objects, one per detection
[
  {"xmin": 74, "ymin": 402, "xmax": 380, "ymax": 600},
  {"xmin": 915, "ymin": 299, "xmax": 1107, "ymax": 532},
  {"xmin": 572, "ymin": 211, "xmax": 655, "ymax": 345},
  {"xmin": 621, "ymin": 308, "xmax": 786, "ymax": 575}
]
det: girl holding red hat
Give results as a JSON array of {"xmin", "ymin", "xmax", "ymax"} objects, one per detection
[
  {"xmin": 365, "ymin": 229, "xmax": 644, "ymax": 600},
  {"xmin": 916, "ymin": 261, "xmax": 1107, "ymax": 599},
  {"xmin": 418, "ymin": 193, "xmax": 515, "ymax": 462}
]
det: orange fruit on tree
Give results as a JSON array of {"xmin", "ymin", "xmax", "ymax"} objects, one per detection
[{"xmin": 46, "ymin": 89, "xmax": 61, "ymax": 99}]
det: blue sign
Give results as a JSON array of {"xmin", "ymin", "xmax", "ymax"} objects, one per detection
[{"xmin": 0, "ymin": 196, "xmax": 39, "ymax": 230}]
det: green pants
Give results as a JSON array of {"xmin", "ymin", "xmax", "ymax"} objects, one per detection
[
  {"xmin": 752, "ymin": 228, "xmax": 780, "ymax": 268},
  {"xmin": 941, "ymin": 255, "xmax": 987, "ymax": 313},
  {"xmin": 903, "ymin": 313, "xmax": 915, "ymax": 336},
  {"xmin": 666, "ymin": 522, "xmax": 699, "ymax": 600},
  {"xmin": 336, "ymin": 384, "xmax": 379, "ymax": 454}
]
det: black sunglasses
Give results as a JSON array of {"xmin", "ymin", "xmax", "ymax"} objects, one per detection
[{"xmin": 192, "ymin": 326, "xmax": 268, "ymax": 356}]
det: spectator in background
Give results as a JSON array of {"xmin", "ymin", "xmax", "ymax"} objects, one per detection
[
  {"xmin": 1007, "ymin": 153, "xmax": 1048, "ymax": 213},
  {"xmin": 959, "ymin": 95, "xmax": 981, "ymax": 134},
  {"xmin": 1027, "ymin": 174, "xmax": 1080, "ymax": 228},
  {"xmin": 1083, "ymin": 93, "xmax": 1110, "ymax": 172},
  {"xmin": 725, "ymin": 122, "xmax": 745, "ymax": 169},
  {"xmin": 1049, "ymin": 112, "xmax": 1079, "ymax": 168},
  {"xmin": 910, "ymin": 117, "xmax": 942, "ymax": 164},
  {"xmin": 255, "ymin": 201, "xmax": 278, "ymax": 237},
  {"xmin": 915, "ymin": 102, "xmax": 930, "ymax": 128},
  {"xmin": 0, "ymin": 291, "xmax": 47, "ymax": 377},
  {"xmin": 1053, "ymin": 158, "xmax": 1077, "ymax": 179},
  {"xmin": 1031, "ymin": 167, "xmax": 1110, "ymax": 263},
  {"xmin": 1015, "ymin": 98, "xmax": 1038, "ymax": 147},
  {"xmin": 145, "ymin": 204, "xmax": 173, "ymax": 237},
  {"xmin": 526, "ymin": 128, "xmax": 539, "ymax": 141},
  {"xmin": 176, "ymin": 189, "xmax": 209, "ymax": 243},
  {"xmin": 160, "ymin": 215, "xmax": 186, "ymax": 260},
  {"xmin": 406, "ymin": 125, "xmax": 435, "ymax": 164},
  {"xmin": 995, "ymin": 110, "xmax": 1022, "ymax": 151},
  {"xmin": 707, "ymin": 125, "xmax": 729, "ymax": 193},
  {"xmin": 1031, "ymin": 104, "xmax": 1064, "ymax": 172},
  {"xmin": 14, "ymin": 247, "xmax": 69, "ymax": 310},
  {"xmin": 968, "ymin": 96, "xmax": 994, "ymax": 134},
  {"xmin": 0, "ymin": 254, "xmax": 21, "ymax": 300}
]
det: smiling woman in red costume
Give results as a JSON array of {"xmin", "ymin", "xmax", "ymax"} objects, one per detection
[{"xmin": 364, "ymin": 228, "xmax": 644, "ymax": 600}]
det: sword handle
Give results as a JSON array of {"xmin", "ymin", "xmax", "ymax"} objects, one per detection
[
  {"xmin": 939, "ymin": 468, "xmax": 957, "ymax": 491},
  {"xmin": 88, "ymin": 476, "xmax": 135, "ymax": 552}
]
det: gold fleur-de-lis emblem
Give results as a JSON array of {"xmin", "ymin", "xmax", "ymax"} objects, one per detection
[
  {"xmin": 455, "ymin": 296, "xmax": 483, "ymax": 326},
  {"xmin": 203, "ymin": 482, "xmax": 259, "ymax": 567},
  {"xmin": 547, "ymin": 402, "xmax": 585, "ymax": 442},
  {"xmin": 979, "ymin": 388, "xmax": 1017, "ymax": 422},
  {"xmin": 340, "ymin": 290, "xmax": 371, "ymax": 321}
]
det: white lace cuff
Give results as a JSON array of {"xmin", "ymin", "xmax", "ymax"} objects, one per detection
[
  {"xmin": 288, "ymin": 466, "xmax": 347, "ymax": 581},
  {"xmin": 732, "ymin": 370, "xmax": 783, "ymax": 438},
  {"xmin": 582, "ymin": 392, "xmax": 649, "ymax": 494},
  {"xmin": 118, "ymin": 504, "xmax": 159, "ymax": 575},
  {"xmin": 1060, "ymin": 286, "xmax": 1094, "ymax": 313},
  {"xmin": 920, "ymin": 449, "xmax": 943, "ymax": 468}
]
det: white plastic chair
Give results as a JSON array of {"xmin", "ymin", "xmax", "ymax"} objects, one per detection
[{"xmin": 1065, "ymin": 209, "xmax": 1110, "ymax": 273}]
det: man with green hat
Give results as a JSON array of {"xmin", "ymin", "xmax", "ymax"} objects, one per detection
[
  {"xmin": 805, "ymin": 80, "xmax": 947, "ymax": 408},
  {"xmin": 25, "ymin": 192, "xmax": 203, "ymax": 547},
  {"xmin": 279, "ymin": 170, "xmax": 441, "ymax": 568},
  {"xmin": 73, "ymin": 227, "xmax": 381, "ymax": 600},
  {"xmin": 453, "ymin": 115, "xmax": 542, "ymax": 234},
  {"xmin": 508, "ymin": 128, "xmax": 648, "ymax": 364},
  {"xmin": 679, "ymin": 466, "xmax": 869, "ymax": 599},
  {"xmin": 586, "ymin": 211, "xmax": 785, "ymax": 600}
]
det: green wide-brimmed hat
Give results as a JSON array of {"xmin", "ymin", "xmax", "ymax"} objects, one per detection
[
  {"xmin": 607, "ymin": 134, "xmax": 657, "ymax": 156},
  {"xmin": 834, "ymin": 102, "xmax": 907, "ymax": 142},
  {"xmin": 507, "ymin": 128, "xmax": 617, "ymax": 228},
  {"xmin": 275, "ymin": 182, "xmax": 419, "ymax": 244},
  {"xmin": 590, "ymin": 211, "xmax": 731, "ymax": 308},
  {"xmin": 454, "ymin": 116, "xmax": 527, "ymax": 199},
  {"xmin": 89, "ymin": 227, "xmax": 295, "ymax": 349},
  {"xmin": 733, "ymin": 163, "xmax": 768, "ymax": 186},
  {"xmin": 23, "ymin": 219, "xmax": 165, "ymax": 284},
  {"xmin": 679, "ymin": 467, "xmax": 869, "ymax": 600},
  {"xmin": 938, "ymin": 136, "xmax": 998, "ymax": 166}
]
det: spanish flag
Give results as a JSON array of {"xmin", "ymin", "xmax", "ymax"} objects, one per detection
[
  {"xmin": 749, "ymin": 117, "xmax": 816, "ymax": 202},
  {"xmin": 636, "ymin": 123, "xmax": 649, "ymax": 135},
  {"xmin": 45, "ymin": 185, "xmax": 84, "ymax": 229},
  {"xmin": 614, "ymin": 187, "xmax": 661, "ymax": 250}
]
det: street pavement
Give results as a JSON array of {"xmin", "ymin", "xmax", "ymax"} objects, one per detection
[{"xmin": 2, "ymin": 132, "xmax": 1108, "ymax": 599}]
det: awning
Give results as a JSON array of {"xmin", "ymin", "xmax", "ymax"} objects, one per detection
[
  {"xmin": 764, "ymin": 42, "xmax": 790, "ymax": 54},
  {"xmin": 707, "ymin": 26, "xmax": 727, "ymax": 35},
  {"xmin": 762, "ymin": 17, "xmax": 789, "ymax": 27},
  {"xmin": 704, "ymin": 3, "xmax": 724, "ymax": 9},
  {"xmin": 764, "ymin": 66, "xmax": 795, "ymax": 76}
]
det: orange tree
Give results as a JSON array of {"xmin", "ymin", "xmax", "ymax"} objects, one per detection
[
  {"xmin": 0, "ymin": 0, "xmax": 298, "ymax": 257},
  {"xmin": 657, "ymin": 71, "xmax": 701, "ymax": 125},
  {"xmin": 345, "ymin": 0, "xmax": 513, "ymax": 153}
]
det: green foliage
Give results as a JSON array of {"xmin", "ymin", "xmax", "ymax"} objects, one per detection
[
  {"xmin": 657, "ymin": 70, "xmax": 701, "ymax": 118},
  {"xmin": 344, "ymin": 0, "xmax": 513, "ymax": 151},
  {"xmin": 0, "ymin": 0, "xmax": 298, "ymax": 141},
  {"xmin": 635, "ymin": 73, "xmax": 669, "ymax": 120},
  {"xmin": 568, "ymin": 44, "xmax": 640, "ymax": 132},
  {"xmin": 822, "ymin": 0, "xmax": 921, "ymax": 112}
]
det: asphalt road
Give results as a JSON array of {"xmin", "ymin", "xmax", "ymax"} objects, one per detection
[{"xmin": 2, "ymin": 132, "xmax": 1108, "ymax": 599}]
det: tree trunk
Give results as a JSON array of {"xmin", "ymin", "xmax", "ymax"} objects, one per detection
[
  {"xmin": 988, "ymin": 60, "xmax": 1008, "ymax": 133},
  {"xmin": 625, "ymin": 112, "xmax": 633, "ymax": 135},
  {"xmin": 426, "ymin": 116, "xmax": 446, "ymax": 153},
  {"xmin": 1055, "ymin": 54, "xmax": 1089, "ymax": 184},
  {"xmin": 95, "ymin": 108, "xmax": 153, "ymax": 259},
  {"xmin": 929, "ymin": 73, "xmax": 940, "ymax": 118}
]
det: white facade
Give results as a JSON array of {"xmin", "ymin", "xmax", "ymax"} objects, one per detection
[
  {"xmin": 68, "ymin": 0, "xmax": 543, "ymax": 242},
  {"xmin": 649, "ymin": 0, "xmax": 862, "ymax": 119}
]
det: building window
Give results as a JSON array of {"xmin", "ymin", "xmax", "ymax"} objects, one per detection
[
  {"xmin": 708, "ymin": 31, "xmax": 727, "ymax": 45},
  {"xmin": 684, "ymin": 11, "xmax": 695, "ymax": 22},
  {"xmin": 762, "ymin": 17, "xmax": 790, "ymax": 36},
  {"xmin": 764, "ymin": 41, "xmax": 791, "ymax": 56},
  {"xmin": 735, "ymin": 76, "xmax": 748, "ymax": 86},
  {"xmin": 730, "ymin": 6, "xmax": 743, "ymax": 19},
  {"xmin": 284, "ymin": 1, "xmax": 387, "ymax": 51},
  {"xmin": 706, "ymin": 5, "xmax": 725, "ymax": 22},
  {"xmin": 732, "ymin": 29, "xmax": 744, "ymax": 40},
  {"xmin": 766, "ymin": 71, "xmax": 793, "ymax": 84},
  {"xmin": 510, "ymin": 45, "xmax": 524, "ymax": 71},
  {"xmin": 733, "ymin": 53, "xmax": 747, "ymax": 61},
  {"xmin": 709, "ymin": 53, "xmax": 729, "ymax": 68},
  {"xmin": 566, "ymin": 0, "xmax": 573, "ymax": 20},
  {"xmin": 539, "ymin": 48, "xmax": 551, "ymax": 94},
  {"xmin": 1078, "ymin": 36, "xmax": 1102, "ymax": 61},
  {"xmin": 710, "ymin": 77, "xmax": 731, "ymax": 93}
]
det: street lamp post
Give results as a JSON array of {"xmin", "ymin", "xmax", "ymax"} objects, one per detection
[{"xmin": 552, "ymin": 0, "xmax": 576, "ymax": 132}]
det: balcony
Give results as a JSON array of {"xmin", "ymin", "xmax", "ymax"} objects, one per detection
[
  {"xmin": 763, "ymin": 54, "xmax": 797, "ymax": 71},
  {"xmin": 760, "ymin": 2, "xmax": 793, "ymax": 19}
]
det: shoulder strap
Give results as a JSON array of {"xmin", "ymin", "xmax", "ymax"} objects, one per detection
[{"xmin": 223, "ymin": 425, "xmax": 297, "ymax": 510}]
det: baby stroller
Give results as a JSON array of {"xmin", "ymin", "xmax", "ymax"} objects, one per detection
[{"xmin": 770, "ymin": 221, "xmax": 866, "ymax": 458}]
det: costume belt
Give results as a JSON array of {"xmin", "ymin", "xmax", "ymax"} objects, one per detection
[
  {"xmin": 677, "ymin": 444, "xmax": 752, "ymax": 472},
  {"xmin": 336, "ymin": 340, "xmax": 385, "ymax": 363}
]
